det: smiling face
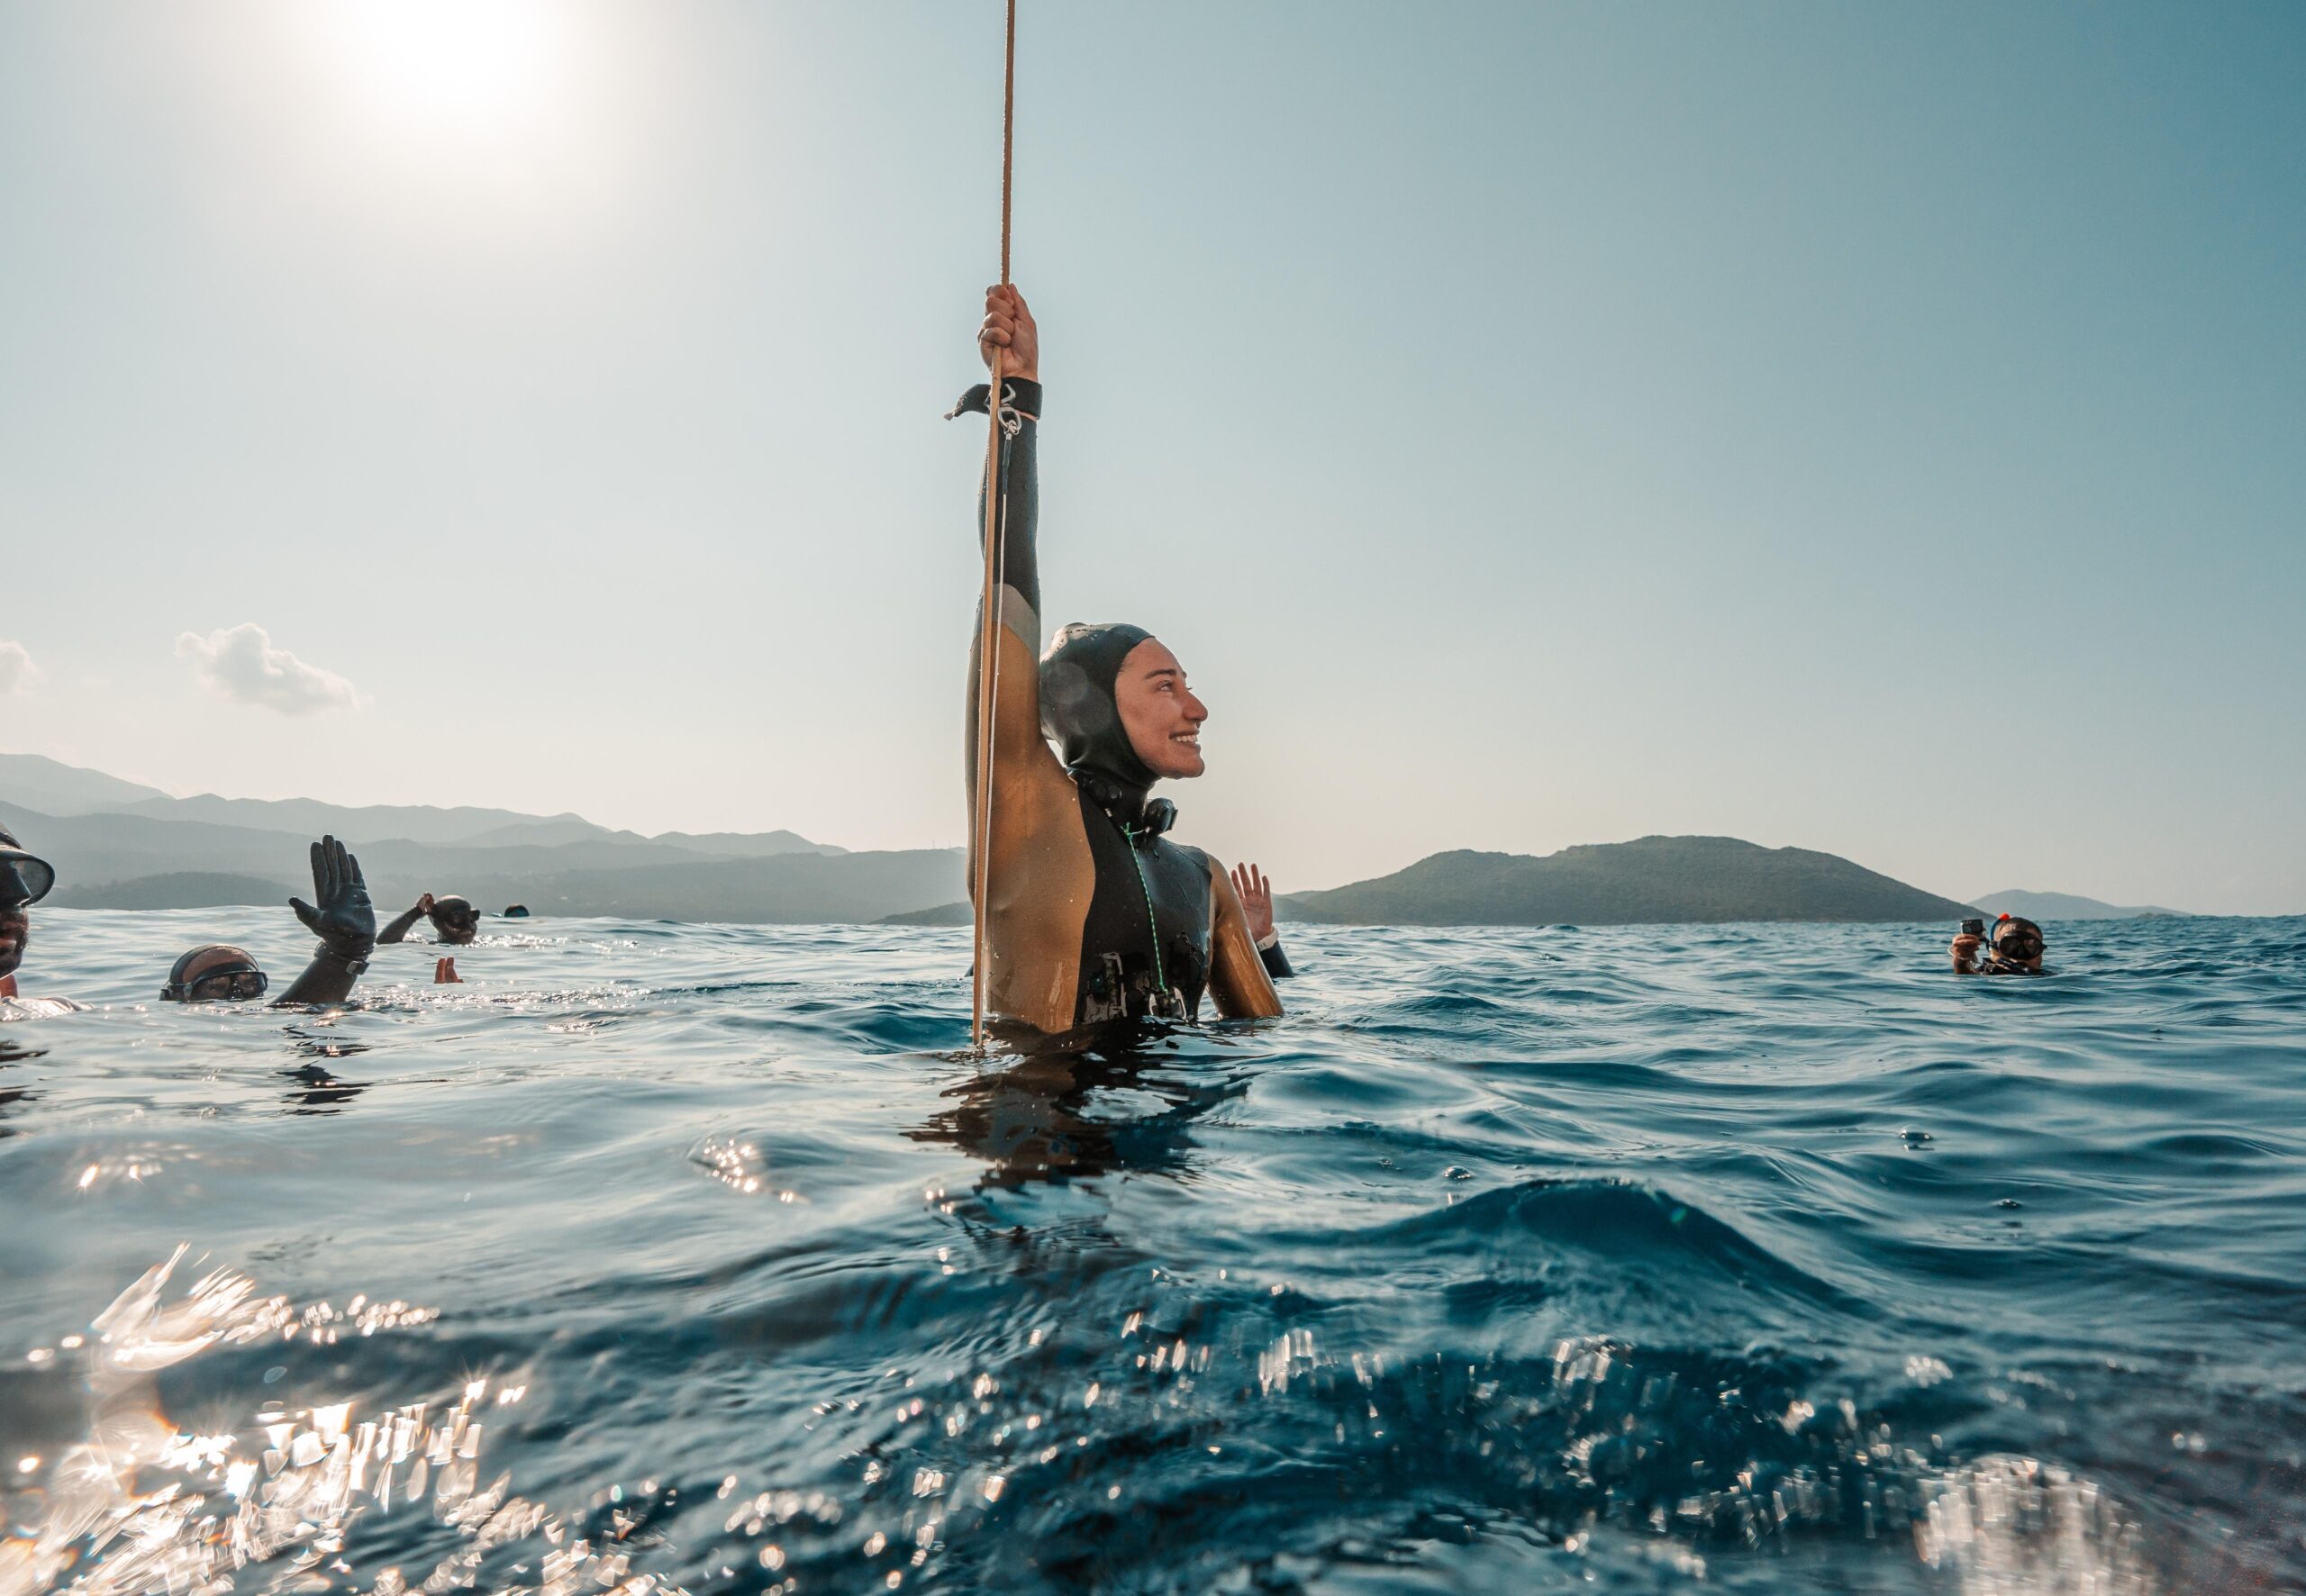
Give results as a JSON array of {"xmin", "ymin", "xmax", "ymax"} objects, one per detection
[{"xmin": 1114, "ymin": 638, "xmax": 1208, "ymax": 781}]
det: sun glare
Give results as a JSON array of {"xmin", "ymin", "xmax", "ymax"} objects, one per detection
[{"xmin": 313, "ymin": 0, "xmax": 576, "ymax": 142}]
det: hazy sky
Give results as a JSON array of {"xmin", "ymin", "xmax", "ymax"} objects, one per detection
[{"xmin": 2, "ymin": 2, "xmax": 2301, "ymax": 911}]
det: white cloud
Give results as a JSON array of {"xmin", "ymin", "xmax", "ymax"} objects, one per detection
[
  {"xmin": 0, "ymin": 640, "xmax": 39, "ymax": 694},
  {"xmin": 176, "ymin": 623, "xmax": 363, "ymax": 716}
]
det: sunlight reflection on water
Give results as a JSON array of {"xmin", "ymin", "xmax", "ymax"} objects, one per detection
[{"xmin": 3, "ymin": 910, "xmax": 2301, "ymax": 1592}]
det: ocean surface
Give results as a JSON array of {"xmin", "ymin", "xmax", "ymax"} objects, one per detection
[{"xmin": 3, "ymin": 909, "xmax": 2301, "ymax": 1595}]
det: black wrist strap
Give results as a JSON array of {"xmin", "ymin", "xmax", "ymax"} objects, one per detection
[{"xmin": 945, "ymin": 377, "xmax": 1043, "ymax": 422}]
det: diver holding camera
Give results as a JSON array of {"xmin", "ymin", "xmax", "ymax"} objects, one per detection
[{"xmin": 1952, "ymin": 913, "xmax": 2047, "ymax": 975}]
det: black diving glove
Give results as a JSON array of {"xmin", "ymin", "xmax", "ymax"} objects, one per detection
[{"xmin": 288, "ymin": 835, "xmax": 377, "ymax": 964}]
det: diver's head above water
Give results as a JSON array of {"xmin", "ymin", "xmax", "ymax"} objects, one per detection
[
  {"xmin": 429, "ymin": 895, "xmax": 480, "ymax": 945},
  {"xmin": 0, "ymin": 826, "xmax": 56, "ymax": 981},
  {"xmin": 1042, "ymin": 624, "xmax": 1208, "ymax": 808},
  {"xmin": 162, "ymin": 944, "xmax": 268, "ymax": 1003},
  {"xmin": 1991, "ymin": 914, "xmax": 2046, "ymax": 971}
]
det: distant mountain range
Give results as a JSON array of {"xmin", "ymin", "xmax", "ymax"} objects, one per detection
[
  {"xmin": 1278, "ymin": 837, "xmax": 1975, "ymax": 926},
  {"xmin": 54, "ymin": 872, "xmax": 298, "ymax": 911},
  {"xmin": 5, "ymin": 750, "xmax": 2187, "ymax": 929},
  {"xmin": 1966, "ymin": 889, "xmax": 2185, "ymax": 920},
  {"xmin": 2, "ymin": 751, "xmax": 837, "ymax": 855},
  {"xmin": 898, "ymin": 837, "xmax": 1982, "ymax": 929},
  {"xmin": 3, "ymin": 750, "xmax": 957, "ymax": 924}
]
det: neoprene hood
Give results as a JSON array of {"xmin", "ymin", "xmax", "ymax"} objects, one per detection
[{"xmin": 1041, "ymin": 622, "xmax": 1157, "ymax": 785}]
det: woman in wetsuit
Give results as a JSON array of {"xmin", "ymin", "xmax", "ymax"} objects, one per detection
[{"xmin": 957, "ymin": 285, "xmax": 1282, "ymax": 1035}]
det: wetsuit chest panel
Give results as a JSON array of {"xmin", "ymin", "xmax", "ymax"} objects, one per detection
[{"xmin": 1073, "ymin": 789, "xmax": 1212, "ymax": 1025}]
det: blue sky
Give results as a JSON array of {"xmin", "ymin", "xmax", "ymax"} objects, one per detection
[{"xmin": 1, "ymin": 1, "xmax": 2300, "ymax": 911}]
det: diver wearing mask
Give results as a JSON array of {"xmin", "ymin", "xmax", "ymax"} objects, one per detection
[
  {"xmin": 1, "ymin": 826, "xmax": 83, "ymax": 1020},
  {"xmin": 953, "ymin": 285, "xmax": 1282, "ymax": 1034},
  {"xmin": 379, "ymin": 892, "xmax": 479, "ymax": 946},
  {"xmin": 1951, "ymin": 913, "xmax": 2047, "ymax": 975},
  {"xmin": 159, "ymin": 837, "xmax": 378, "ymax": 1008}
]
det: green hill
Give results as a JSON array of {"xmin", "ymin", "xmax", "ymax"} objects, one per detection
[{"xmin": 1280, "ymin": 836, "xmax": 1975, "ymax": 926}]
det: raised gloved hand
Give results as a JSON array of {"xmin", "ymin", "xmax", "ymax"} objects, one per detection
[{"xmin": 289, "ymin": 835, "xmax": 377, "ymax": 963}]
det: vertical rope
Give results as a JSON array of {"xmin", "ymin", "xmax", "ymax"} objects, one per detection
[
  {"xmin": 1000, "ymin": 0, "xmax": 1015, "ymax": 285},
  {"xmin": 972, "ymin": 0, "xmax": 1018, "ymax": 1049}
]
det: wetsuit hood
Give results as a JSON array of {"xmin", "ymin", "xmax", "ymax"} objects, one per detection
[
  {"xmin": 1040, "ymin": 621, "xmax": 1176, "ymax": 838},
  {"xmin": 162, "ymin": 943, "xmax": 268, "ymax": 1002},
  {"xmin": 430, "ymin": 895, "xmax": 480, "ymax": 942}
]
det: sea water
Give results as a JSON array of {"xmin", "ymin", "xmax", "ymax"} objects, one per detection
[{"xmin": 1, "ymin": 909, "xmax": 2301, "ymax": 1593}]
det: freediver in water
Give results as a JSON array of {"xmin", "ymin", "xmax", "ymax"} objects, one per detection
[
  {"xmin": 1230, "ymin": 861, "xmax": 1294, "ymax": 980},
  {"xmin": 159, "ymin": 944, "xmax": 272, "ymax": 1004},
  {"xmin": 159, "ymin": 836, "xmax": 378, "ymax": 1007},
  {"xmin": 379, "ymin": 891, "xmax": 479, "ymax": 946},
  {"xmin": 954, "ymin": 284, "xmax": 1283, "ymax": 1034},
  {"xmin": 0, "ymin": 826, "xmax": 83, "ymax": 1021},
  {"xmin": 1951, "ymin": 913, "xmax": 2047, "ymax": 975}
]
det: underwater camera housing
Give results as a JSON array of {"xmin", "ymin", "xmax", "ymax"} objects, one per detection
[{"xmin": 1961, "ymin": 918, "xmax": 1986, "ymax": 939}]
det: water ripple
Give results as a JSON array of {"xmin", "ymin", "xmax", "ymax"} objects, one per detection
[{"xmin": 3, "ymin": 910, "xmax": 2301, "ymax": 1591}]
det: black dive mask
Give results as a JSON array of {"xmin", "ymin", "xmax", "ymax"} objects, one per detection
[
  {"xmin": 0, "ymin": 831, "xmax": 55, "ymax": 910},
  {"xmin": 1, "ymin": 855, "xmax": 54, "ymax": 910},
  {"xmin": 163, "ymin": 946, "xmax": 268, "ymax": 1002},
  {"xmin": 1993, "ymin": 927, "xmax": 2044, "ymax": 962}
]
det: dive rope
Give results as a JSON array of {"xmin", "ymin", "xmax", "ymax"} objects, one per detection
[{"xmin": 971, "ymin": 0, "xmax": 1019, "ymax": 1049}]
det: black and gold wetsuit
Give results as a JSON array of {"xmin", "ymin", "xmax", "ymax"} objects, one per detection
[{"xmin": 958, "ymin": 378, "xmax": 1283, "ymax": 1035}]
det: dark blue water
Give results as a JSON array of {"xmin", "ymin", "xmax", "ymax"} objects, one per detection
[{"xmin": 3, "ymin": 910, "xmax": 2301, "ymax": 1594}]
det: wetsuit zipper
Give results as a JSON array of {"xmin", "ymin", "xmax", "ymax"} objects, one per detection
[{"xmin": 1119, "ymin": 825, "xmax": 1167, "ymax": 994}]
